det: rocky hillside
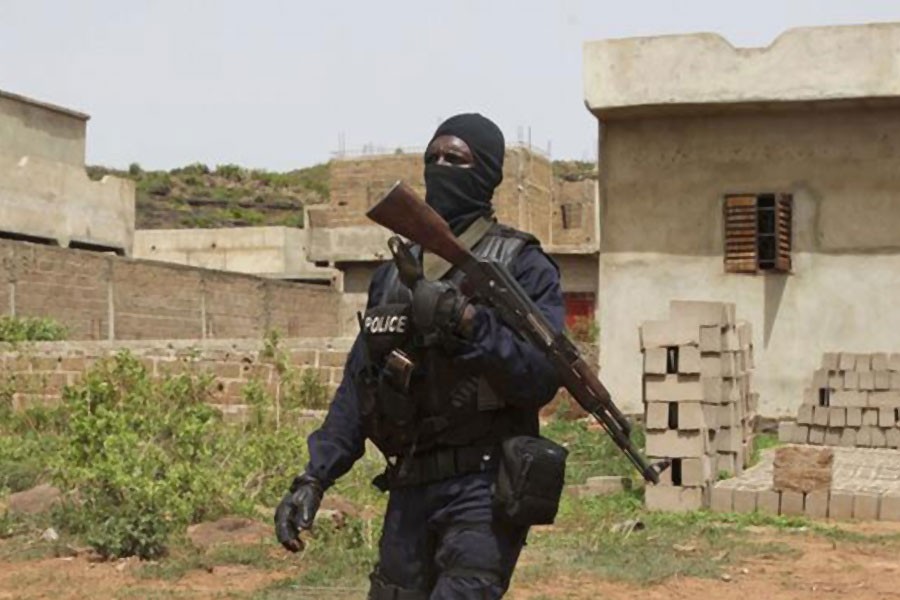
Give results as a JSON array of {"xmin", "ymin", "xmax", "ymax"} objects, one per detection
[{"xmin": 87, "ymin": 162, "xmax": 329, "ymax": 229}]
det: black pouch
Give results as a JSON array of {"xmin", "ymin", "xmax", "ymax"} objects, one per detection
[{"xmin": 492, "ymin": 435, "xmax": 568, "ymax": 527}]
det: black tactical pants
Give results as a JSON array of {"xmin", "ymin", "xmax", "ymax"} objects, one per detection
[{"xmin": 368, "ymin": 471, "xmax": 528, "ymax": 599}]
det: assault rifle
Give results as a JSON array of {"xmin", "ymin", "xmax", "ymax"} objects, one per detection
[{"xmin": 367, "ymin": 181, "xmax": 667, "ymax": 484}]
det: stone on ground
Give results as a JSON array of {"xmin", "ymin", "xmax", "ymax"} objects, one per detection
[
  {"xmin": 8, "ymin": 484, "xmax": 61, "ymax": 516},
  {"xmin": 772, "ymin": 445, "xmax": 833, "ymax": 493}
]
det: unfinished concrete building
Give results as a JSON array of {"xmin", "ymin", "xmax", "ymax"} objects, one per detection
[
  {"xmin": 306, "ymin": 149, "xmax": 599, "ymax": 334},
  {"xmin": 0, "ymin": 90, "xmax": 134, "ymax": 254},
  {"xmin": 133, "ymin": 226, "xmax": 336, "ymax": 284},
  {"xmin": 583, "ymin": 23, "xmax": 900, "ymax": 417}
]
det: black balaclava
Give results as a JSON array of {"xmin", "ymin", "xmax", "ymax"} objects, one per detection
[{"xmin": 424, "ymin": 113, "xmax": 505, "ymax": 234}]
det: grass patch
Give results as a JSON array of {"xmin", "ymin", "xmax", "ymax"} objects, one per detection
[{"xmin": 135, "ymin": 542, "xmax": 285, "ymax": 581}]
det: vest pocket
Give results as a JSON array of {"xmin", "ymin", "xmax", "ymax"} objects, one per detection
[{"xmin": 492, "ymin": 435, "xmax": 568, "ymax": 526}]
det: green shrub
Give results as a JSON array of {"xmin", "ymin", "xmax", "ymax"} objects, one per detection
[
  {"xmin": 215, "ymin": 164, "xmax": 245, "ymax": 182},
  {"xmin": 0, "ymin": 316, "xmax": 67, "ymax": 342},
  {"xmin": 128, "ymin": 162, "xmax": 143, "ymax": 177},
  {"xmin": 53, "ymin": 353, "xmax": 227, "ymax": 558}
]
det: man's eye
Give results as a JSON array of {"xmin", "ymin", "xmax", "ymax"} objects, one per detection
[
  {"xmin": 447, "ymin": 155, "xmax": 463, "ymax": 164},
  {"xmin": 425, "ymin": 154, "xmax": 437, "ymax": 164}
]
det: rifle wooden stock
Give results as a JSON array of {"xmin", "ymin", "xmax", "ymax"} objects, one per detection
[
  {"xmin": 367, "ymin": 181, "xmax": 473, "ymax": 267},
  {"xmin": 367, "ymin": 180, "xmax": 663, "ymax": 484}
]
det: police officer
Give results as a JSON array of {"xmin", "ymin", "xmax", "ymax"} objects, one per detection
[{"xmin": 275, "ymin": 113, "xmax": 565, "ymax": 599}]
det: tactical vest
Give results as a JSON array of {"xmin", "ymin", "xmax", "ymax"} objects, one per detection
[{"xmin": 356, "ymin": 223, "xmax": 540, "ymax": 461}]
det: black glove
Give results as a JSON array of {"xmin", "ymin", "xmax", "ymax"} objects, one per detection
[
  {"xmin": 274, "ymin": 474, "xmax": 323, "ymax": 552},
  {"xmin": 411, "ymin": 279, "xmax": 469, "ymax": 338}
]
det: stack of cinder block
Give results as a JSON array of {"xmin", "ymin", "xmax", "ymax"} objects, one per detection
[
  {"xmin": 641, "ymin": 300, "xmax": 757, "ymax": 512},
  {"xmin": 779, "ymin": 353, "xmax": 900, "ymax": 449}
]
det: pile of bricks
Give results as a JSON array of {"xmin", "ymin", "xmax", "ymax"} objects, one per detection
[
  {"xmin": 779, "ymin": 353, "xmax": 900, "ymax": 448},
  {"xmin": 712, "ymin": 445, "xmax": 900, "ymax": 521},
  {"xmin": 640, "ymin": 300, "xmax": 758, "ymax": 512}
]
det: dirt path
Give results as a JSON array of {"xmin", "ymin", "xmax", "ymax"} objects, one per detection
[{"xmin": 1, "ymin": 528, "xmax": 900, "ymax": 599}]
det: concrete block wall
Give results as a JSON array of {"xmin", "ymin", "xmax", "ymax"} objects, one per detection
[
  {"xmin": 641, "ymin": 300, "xmax": 757, "ymax": 512},
  {"xmin": 0, "ymin": 239, "xmax": 342, "ymax": 341},
  {"xmin": 0, "ymin": 338, "xmax": 351, "ymax": 414},
  {"xmin": 779, "ymin": 352, "xmax": 900, "ymax": 449}
]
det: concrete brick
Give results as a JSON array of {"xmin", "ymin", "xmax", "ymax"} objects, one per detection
[
  {"xmin": 887, "ymin": 428, "xmax": 900, "ymax": 449},
  {"xmin": 871, "ymin": 427, "xmax": 887, "ymax": 448},
  {"xmin": 872, "ymin": 353, "xmax": 890, "ymax": 371},
  {"xmin": 853, "ymin": 493, "xmax": 880, "ymax": 520},
  {"xmin": 829, "ymin": 407, "xmax": 846, "ymax": 428},
  {"xmin": 857, "ymin": 426, "xmax": 873, "ymax": 447},
  {"xmin": 645, "ymin": 429, "xmax": 709, "ymax": 458},
  {"xmin": 863, "ymin": 409, "xmax": 879, "ymax": 425},
  {"xmin": 891, "ymin": 353, "xmax": 900, "ymax": 372},
  {"xmin": 892, "ymin": 372, "xmax": 900, "ymax": 390},
  {"xmin": 645, "ymin": 402, "xmax": 670, "ymax": 430},
  {"xmin": 880, "ymin": 407, "xmax": 897, "ymax": 428},
  {"xmin": 797, "ymin": 404, "xmax": 814, "ymax": 425},
  {"xmin": 832, "ymin": 390, "xmax": 867, "ymax": 408},
  {"xmin": 678, "ymin": 345, "xmax": 702, "ymax": 375},
  {"xmin": 860, "ymin": 371, "xmax": 876, "ymax": 391},
  {"xmin": 756, "ymin": 490, "xmax": 781, "ymax": 515},
  {"xmin": 675, "ymin": 402, "xmax": 708, "ymax": 430},
  {"xmin": 876, "ymin": 371, "xmax": 892, "ymax": 391},
  {"xmin": 736, "ymin": 321, "xmax": 752, "ymax": 348},
  {"xmin": 804, "ymin": 491, "xmax": 829, "ymax": 519},
  {"xmin": 808, "ymin": 426, "xmax": 826, "ymax": 445},
  {"xmin": 812, "ymin": 369, "xmax": 829, "ymax": 389},
  {"xmin": 780, "ymin": 491, "xmax": 805, "ymax": 516},
  {"xmin": 644, "ymin": 374, "xmax": 703, "ymax": 402},
  {"xmin": 582, "ymin": 476, "xmax": 629, "ymax": 496},
  {"xmin": 856, "ymin": 354, "xmax": 872, "ymax": 372},
  {"xmin": 778, "ymin": 421, "xmax": 796, "ymax": 443},
  {"xmin": 813, "ymin": 406, "xmax": 830, "ymax": 426},
  {"xmin": 718, "ymin": 402, "xmax": 736, "ymax": 427},
  {"xmin": 681, "ymin": 456, "xmax": 713, "ymax": 486},
  {"xmin": 839, "ymin": 428, "xmax": 858, "ymax": 447},
  {"xmin": 645, "ymin": 485, "xmax": 705, "ymax": 512},
  {"xmin": 844, "ymin": 371, "xmax": 860, "ymax": 390},
  {"xmin": 710, "ymin": 486, "xmax": 733, "ymax": 512},
  {"xmin": 824, "ymin": 428, "xmax": 842, "ymax": 446},
  {"xmin": 732, "ymin": 488, "xmax": 757, "ymax": 513},
  {"xmin": 828, "ymin": 373, "xmax": 844, "ymax": 390},
  {"xmin": 821, "ymin": 352, "xmax": 840, "ymax": 371},
  {"xmin": 716, "ymin": 427, "xmax": 742, "ymax": 453},
  {"xmin": 792, "ymin": 425, "xmax": 810, "ymax": 444},
  {"xmin": 869, "ymin": 391, "xmax": 900, "ymax": 408},
  {"xmin": 640, "ymin": 319, "xmax": 700, "ymax": 349},
  {"xmin": 644, "ymin": 347, "xmax": 668, "ymax": 375},
  {"xmin": 699, "ymin": 326, "xmax": 722, "ymax": 353},
  {"xmin": 838, "ymin": 352, "xmax": 856, "ymax": 371},
  {"xmin": 846, "ymin": 407, "xmax": 863, "ymax": 427},
  {"xmin": 717, "ymin": 452, "xmax": 737, "ymax": 477},
  {"xmin": 880, "ymin": 492, "xmax": 900, "ymax": 521},
  {"xmin": 829, "ymin": 492, "xmax": 854, "ymax": 520}
]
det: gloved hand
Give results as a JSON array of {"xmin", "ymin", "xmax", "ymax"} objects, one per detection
[
  {"xmin": 274, "ymin": 474, "xmax": 323, "ymax": 552},
  {"xmin": 411, "ymin": 279, "xmax": 471, "ymax": 338}
]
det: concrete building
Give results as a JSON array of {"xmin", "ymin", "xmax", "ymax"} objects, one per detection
[
  {"xmin": 0, "ymin": 90, "xmax": 134, "ymax": 254},
  {"xmin": 583, "ymin": 23, "xmax": 900, "ymax": 416},
  {"xmin": 307, "ymin": 148, "xmax": 600, "ymax": 334},
  {"xmin": 133, "ymin": 226, "xmax": 336, "ymax": 284}
]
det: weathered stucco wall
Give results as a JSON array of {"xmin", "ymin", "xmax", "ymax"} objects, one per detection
[
  {"xmin": 0, "ymin": 90, "xmax": 87, "ymax": 167},
  {"xmin": 133, "ymin": 226, "xmax": 335, "ymax": 282},
  {"xmin": 598, "ymin": 106, "xmax": 900, "ymax": 416},
  {"xmin": 0, "ymin": 90, "xmax": 135, "ymax": 254}
]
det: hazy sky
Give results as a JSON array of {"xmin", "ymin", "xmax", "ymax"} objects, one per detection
[{"xmin": 2, "ymin": 0, "xmax": 899, "ymax": 170}]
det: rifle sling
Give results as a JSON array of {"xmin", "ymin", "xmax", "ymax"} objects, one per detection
[{"xmin": 422, "ymin": 216, "xmax": 494, "ymax": 281}]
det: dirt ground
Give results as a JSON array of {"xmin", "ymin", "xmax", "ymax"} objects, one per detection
[{"xmin": 1, "ymin": 524, "xmax": 900, "ymax": 599}]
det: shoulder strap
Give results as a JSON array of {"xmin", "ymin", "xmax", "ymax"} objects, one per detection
[{"xmin": 422, "ymin": 216, "xmax": 495, "ymax": 282}]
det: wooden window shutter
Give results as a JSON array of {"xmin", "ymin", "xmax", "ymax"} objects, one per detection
[
  {"xmin": 724, "ymin": 195, "xmax": 758, "ymax": 273},
  {"xmin": 774, "ymin": 194, "xmax": 793, "ymax": 272}
]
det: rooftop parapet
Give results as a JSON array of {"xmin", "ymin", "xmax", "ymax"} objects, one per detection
[{"xmin": 583, "ymin": 23, "xmax": 900, "ymax": 118}]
